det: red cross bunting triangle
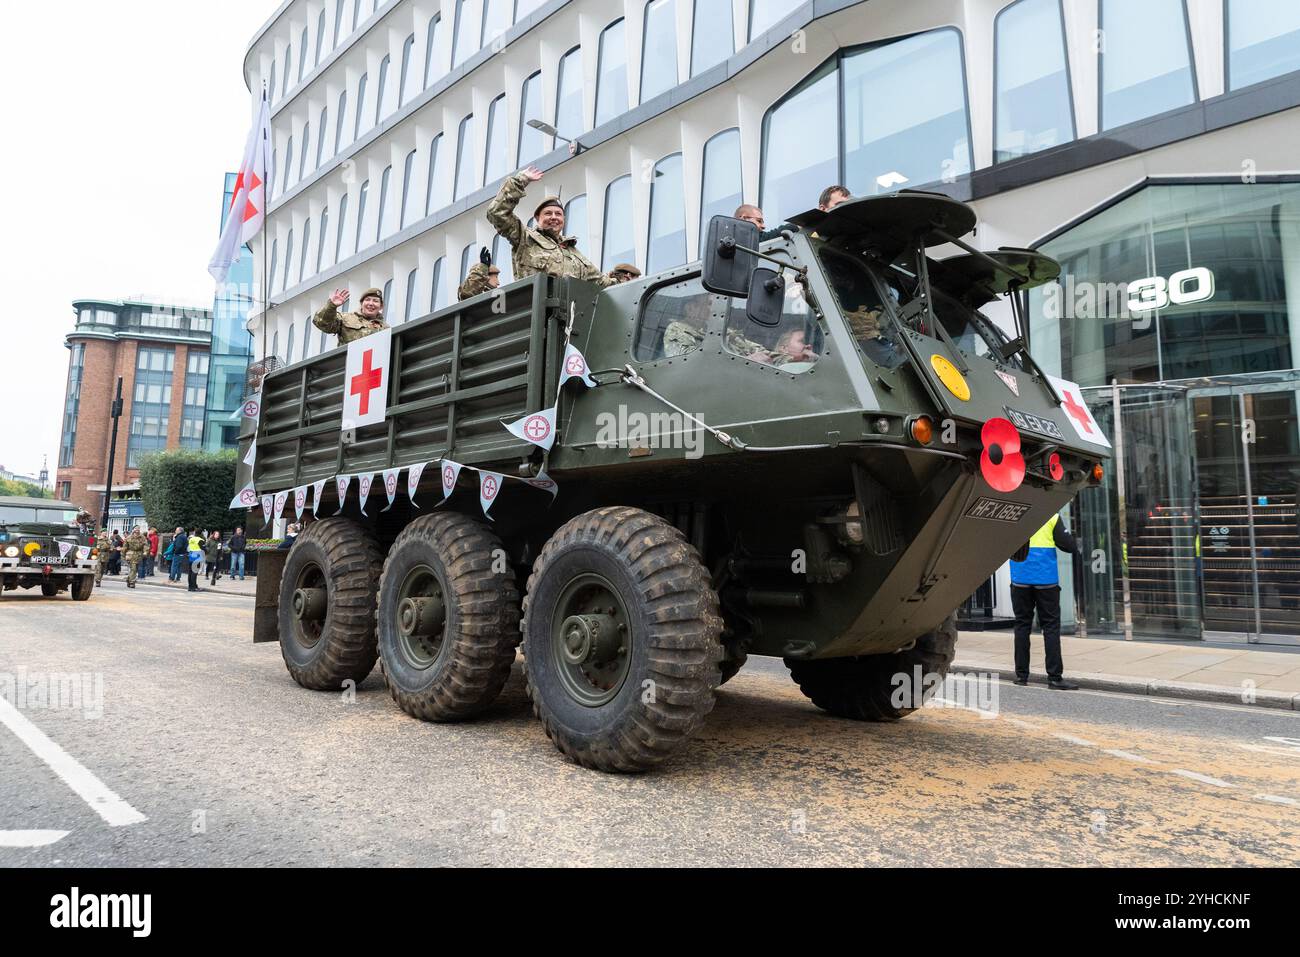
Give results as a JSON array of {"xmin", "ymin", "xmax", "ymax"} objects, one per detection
[
  {"xmin": 407, "ymin": 462, "xmax": 428, "ymax": 507},
  {"xmin": 241, "ymin": 392, "xmax": 262, "ymax": 422},
  {"xmin": 479, "ymin": 471, "xmax": 505, "ymax": 520},
  {"xmin": 334, "ymin": 475, "xmax": 351, "ymax": 514},
  {"xmin": 381, "ymin": 468, "xmax": 400, "ymax": 511},
  {"xmin": 440, "ymin": 460, "xmax": 462, "ymax": 500},
  {"xmin": 274, "ymin": 490, "xmax": 289, "ymax": 520},
  {"xmin": 343, "ymin": 329, "xmax": 392, "ymax": 429},
  {"xmin": 229, "ymin": 482, "xmax": 258, "ymax": 510},
  {"xmin": 312, "ymin": 480, "xmax": 327, "ymax": 516},
  {"xmin": 357, "ymin": 473, "xmax": 375, "ymax": 512},
  {"xmin": 523, "ymin": 469, "xmax": 559, "ymax": 501},
  {"xmin": 242, "ymin": 442, "xmax": 257, "ymax": 468},
  {"xmin": 559, "ymin": 343, "xmax": 597, "ymax": 389},
  {"xmin": 1048, "ymin": 375, "xmax": 1111, "ymax": 448},
  {"xmin": 503, "ymin": 406, "xmax": 558, "ymax": 452},
  {"xmin": 261, "ymin": 493, "xmax": 274, "ymax": 517},
  {"xmin": 293, "ymin": 486, "xmax": 308, "ymax": 519}
]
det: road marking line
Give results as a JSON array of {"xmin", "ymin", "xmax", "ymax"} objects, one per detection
[
  {"xmin": 0, "ymin": 830, "xmax": 69, "ymax": 847},
  {"xmin": 1255, "ymin": 794, "xmax": 1298, "ymax": 806},
  {"xmin": 0, "ymin": 698, "xmax": 146, "ymax": 827},
  {"xmin": 1170, "ymin": 768, "xmax": 1236, "ymax": 789},
  {"xmin": 1052, "ymin": 732, "xmax": 1099, "ymax": 747},
  {"xmin": 1103, "ymin": 748, "xmax": 1155, "ymax": 764},
  {"xmin": 1004, "ymin": 717, "xmax": 1037, "ymax": 730}
]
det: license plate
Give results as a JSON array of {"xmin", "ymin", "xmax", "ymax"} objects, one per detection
[
  {"xmin": 29, "ymin": 556, "xmax": 71, "ymax": 565},
  {"xmin": 966, "ymin": 497, "xmax": 1032, "ymax": 523},
  {"xmin": 1004, "ymin": 406, "xmax": 1063, "ymax": 441}
]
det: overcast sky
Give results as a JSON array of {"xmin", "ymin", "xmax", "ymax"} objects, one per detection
[{"xmin": 0, "ymin": 1, "xmax": 274, "ymax": 485}]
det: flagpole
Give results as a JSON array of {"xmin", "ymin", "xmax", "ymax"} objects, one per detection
[{"xmin": 259, "ymin": 83, "xmax": 270, "ymax": 368}]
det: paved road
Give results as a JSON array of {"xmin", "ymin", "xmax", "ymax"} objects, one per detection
[{"xmin": 1, "ymin": 580, "xmax": 1297, "ymax": 866}]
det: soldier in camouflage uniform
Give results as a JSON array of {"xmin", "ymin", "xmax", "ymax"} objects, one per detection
[
  {"xmin": 313, "ymin": 287, "xmax": 388, "ymax": 345},
  {"xmin": 486, "ymin": 166, "xmax": 619, "ymax": 287},
  {"xmin": 457, "ymin": 248, "xmax": 501, "ymax": 301},
  {"xmin": 610, "ymin": 263, "xmax": 641, "ymax": 283},
  {"xmin": 123, "ymin": 527, "xmax": 147, "ymax": 588},
  {"xmin": 94, "ymin": 528, "xmax": 111, "ymax": 586}
]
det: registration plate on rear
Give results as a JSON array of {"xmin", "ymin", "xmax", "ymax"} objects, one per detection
[
  {"xmin": 966, "ymin": 497, "xmax": 1031, "ymax": 523},
  {"xmin": 1004, "ymin": 406, "xmax": 1063, "ymax": 441}
]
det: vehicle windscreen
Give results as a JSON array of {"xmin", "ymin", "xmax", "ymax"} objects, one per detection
[
  {"xmin": 0, "ymin": 506, "xmax": 78, "ymax": 525},
  {"xmin": 873, "ymin": 260, "xmax": 1015, "ymax": 364},
  {"xmin": 815, "ymin": 246, "xmax": 909, "ymax": 370}
]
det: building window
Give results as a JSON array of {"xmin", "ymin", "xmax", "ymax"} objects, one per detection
[
  {"xmin": 454, "ymin": 113, "xmax": 476, "ymax": 200},
  {"xmin": 383, "ymin": 279, "xmax": 393, "ymax": 312},
  {"xmin": 282, "ymin": 135, "xmax": 294, "ymax": 194},
  {"xmin": 315, "ymin": 9, "xmax": 326, "ymax": 66},
  {"xmin": 404, "ymin": 267, "xmax": 419, "ymax": 323},
  {"xmin": 602, "ymin": 175, "xmax": 635, "ymax": 270},
  {"xmin": 286, "ymin": 325, "xmax": 296, "ymax": 366},
  {"xmin": 431, "ymin": 256, "xmax": 449, "ymax": 310},
  {"xmin": 640, "ymin": 0, "xmax": 678, "ymax": 104},
  {"xmin": 699, "ymin": 128, "xmax": 742, "ymax": 253},
  {"xmin": 748, "ymin": 0, "xmax": 800, "ymax": 40},
  {"xmin": 424, "ymin": 14, "xmax": 443, "ymax": 88},
  {"xmin": 335, "ymin": 193, "xmax": 350, "ymax": 262},
  {"xmin": 482, "ymin": 0, "xmax": 512, "ymax": 47},
  {"xmin": 127, "ymin": 348, "xmax": 174, "ymax": 468},
  {"xmin": 334, "ymin": 0, "xmax": 344, "ymax": 47},
  {"xmin": 282, "ymin": 229, "xmax": 294, "ymax": 291},
  {"xmin": 399, "ymin": 33, "xmax": 417, "ymax": 107},
  {"xmin": 518, "ymin": 71, "xmax": 546, "ymax": 164},
  {"xmin": 565, "ymin": 194, "xmax": 589, "ymax": 258},
  {"xmin": 59, "ymin": 343, "xmax": 84, "ymax": 468},
  {"xmin": 691, "ymin": 0, "xmax": 734, "ymax": 76},
  {"xmin": 316, "ymin": 106, "xmax": 328, "ymax": 168},
  {"xmin": 1100, "ymin": 0, "xmax": 1196, "ymax": 131},
  {"xmin": 634, "ymin": 275, "xmax": 712, "ymax": 361},
  {"xmin": 299, "ymin": 218, "xmax": 312, "ymax": 280},
  {"xmin": 299, "ymin": 122, "xmax": 311, "ymax": 181},
  {"xmin": 283, "ymin": 45, "xmax": 293, "ymax": 96},
  {"xmin": 400, "ymin": 149, "xmax": 418, "ymax": 229},
  {"xmin": 517, "ymin": 0, "xmax": 544, "ymax": 15},
  {"xmin": 298, "ymin": 26, "xmax": 308, "ymax": 82},
  {"xmin": 555, "ymin": 46, "xmax": 584, "ymax": 140},
  {"xmin": 335, "ymin": 90, "xmax": 347, "ymax": 152},
  {"xmin": 354, "ymin": 179, "xmax": 369, "ymax": 253},
  {"xmin": 994, "ymin": 0, "xmax": 1075, "ymax": 162},
  {"xmin": 375, "ymin": 54, "xmax": 391, "ymax": 125},
  {"xmin": 759, "ymin": 60, "xmax": 836, "ymax": 225},
  {"xmin": 492, "ymin": 234, "xmax": 513, "ymax": 284},
  {"xmin": 452, "ymin": 0, "xmax": 480, "ymax": 68},
  {"xmin": 426, "ymin": 132, "xmax": 446, "ymax": 215},
  {"xmin": 459, "ymin": 244, "xmax": 475, "ymax": 287},
  {"xmin": 596, "ymin": 20, "xmax": 628, "ymax": 127},
  {"xmin": 354, "ymin": 72, "xmax": 368, "ymax": 142},
  {"xmin": 484, "ymin": 93, "xmax": 508, "ymax": 184},
  {"xmin": 647, "ymin": 153, "xmax": 686, "ymax": 274},
  {"xmin": 1226, "ymin": 0, "xmax": 1300, "ymax": 90},
  {"xmin": 377, "ymin": 164, "xmax": 394, "ymax": 239},
  {"xmin": 268, "ymin": 63, "xmax": 276, "ymax": 105},
  {"xmin": 268, "ymin": 239, "xmax": 279, "ymax": 293},
  {"xmin": 317, "ymin": 207, "xmax": 329, "ymax": 272}
]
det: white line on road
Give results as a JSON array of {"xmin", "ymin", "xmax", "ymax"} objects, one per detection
[
  {"xmin": 0, "ymin": 830, "xmax": 69, "ymax": 847},
  {"xmin": 1103, "ymin": 748, "xmax": 1156, "ymax": 764},
  {"xmin": 1255, "ymin": 794, "xmax": 1298, "ymax": 806},
  {"xmin": 0, "ymin": 698, "xmax": 146, "ymax": 827},
  {"xmin": 1169, "ymin": 768, "xmax": 1236, "ymax": 789},
  {"xmin": 1052, "ymin": 732, "xmax": 1099, "ymax": 747}
]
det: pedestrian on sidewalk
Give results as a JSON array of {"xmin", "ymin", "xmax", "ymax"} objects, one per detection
[
  {"xmin": 229, "ymin": 527, "xmax": 247, "ymax": 580},
  {"xmin": 166, "ymin": 527, "xmax": 186, "ymax": 581},
  {"xmin": 186, "ymin": 529, "xmax": 206, "ymax": 592},
  {"xmin": 144, "ymin": 526, "xmax": 159, "ymax": 578},
  {"xmin": 108, "ymin": 531, "xmax": 123, "ymax": 576},
  {"xmin": 1010, "ymin": 513, "xmax": 1080, "ymax": 690},
  {"xmin": 206, "ymin": 531, "xmax": 225, "ymax": 585}
]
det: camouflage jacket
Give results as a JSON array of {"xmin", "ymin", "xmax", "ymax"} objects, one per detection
[
  {"xmin": 312, "ymin": 300, "xmax": 388, "ymax": 344},
  {"xmin": 96, "ymin": 530, "xmax": 111, "ymax": 562},
  {"xmin": 486, "ymin": 172, "xmax": 617, "ymax": 287},
  {"xmin": 663, "ymin": 321, "xmax": 705, "ymax": 357},
  {"xmin": 457, "ymin": 263, "xmax": 495, "ymax": 301},
  {"xmin": 123, "ymin": 532, "xmax": 147, "ymax": 560}
]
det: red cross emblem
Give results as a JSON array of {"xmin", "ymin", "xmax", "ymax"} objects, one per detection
[
  {"xmin": 443, "ymin": 466, "xmax": 455, "ymax": 488},
  {"xmin": 275, "ymin": 492, "xmax": 287, "ymax": 511},
  {"xmin": 350, "ymin": 349, "xmax": 383, "ymax": 416},
  {"xmin": 239, "ymin": 489, "xmax": 256, "ymax": 505},
  {"xmin": 523, "ymin": 415, "xmax": 551, "ymax": 441},
  {"xmin": 295, "ymin": 490, "xmax": 306, "ymax": 508},
  {"xmin": 337, "ymin": 478, "xmax": 348, "ymax": 496},
  {"xmin": 565, "ymin": 354, "xmax": 586, "ymax": 375},
  {"xmin": 386, "ymin": 475, "xmax": 397, "ymax": 493},
  {"xmin": 482, "ymin": 476, "xmax": 499, "ymax": 500},
  {"xmin": 360, "ymin": 476, "xmax": 371, "ymax": 494},
  {"xmin": 243, "ymin": 399, "xmax": 260, "ymax": 418},
  {"xmin": 229, "ymin": 170, "xmax": 263, "ymax": 223},
  {"xmin": 1061, "ymin": 390, "xmax": 1094, "ymax": 434}
]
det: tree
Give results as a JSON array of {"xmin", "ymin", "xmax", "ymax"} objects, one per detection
[
  {"xmin": 0, "ymin": 478, "xmax": 51, "ymax": 499},
  {"xmin": 138, "ymin": 449, "xmax": 240, "ymax": 532}
]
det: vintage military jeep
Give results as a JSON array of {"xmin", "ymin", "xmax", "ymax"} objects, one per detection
[
  {"xmin": 0, "ymin": 496, "xmax": 96, "ymax": 600},
  {"xmin": 245, "ymin": 191, "xmax": 1109, "ymax": 772}
]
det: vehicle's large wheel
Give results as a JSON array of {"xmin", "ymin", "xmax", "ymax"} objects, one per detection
[
  {"xmin": 41, "ymin": 583, "xmax": 60, "ymax": 597},
  {"xmin": 377, "ymin": 513, "xmax": 521, "ymax": 721},
  {"xmin": 786, "ymin": 615, "xmax": 958, "ymax": 721},
  {"xmin": 278, "ymin": 517, "xmax": 382, "ymax": 690},
  {"xmin": 522, "ymin": 506, "xmax": 724, "ymax": 773},
  {"xmin": 71, "ymin": 576, "xmax": 94, "ymax": 601}
]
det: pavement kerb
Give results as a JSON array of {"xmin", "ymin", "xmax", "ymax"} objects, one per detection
[
  {"xmin": 97, "ymin": 578, "xmax": 256, "ymax": 601},
  {"xmin": 951, "ymin": 661, "xmax": 1298, "ymax": 711}
]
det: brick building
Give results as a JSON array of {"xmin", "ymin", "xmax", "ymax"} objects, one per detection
[{"xmin": 55, "ymin": 299, "xmax": 215, "ymax": 522}]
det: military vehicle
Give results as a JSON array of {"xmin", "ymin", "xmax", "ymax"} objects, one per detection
[
  {"xmin": 244, "ymin": 191, "xmax": 1109, "ymax": 772},
  {"xmin": 0, "ymin": 496, "xmax": 97, "ymax": 600}
]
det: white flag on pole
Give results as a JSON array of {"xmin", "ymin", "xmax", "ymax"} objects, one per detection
[
  {"xmin": 209, "ymin": 96, "xmax": 271, "ymax": 283},
  {"xmin": 312, "ymin": 479, "xmax": 327, "ymax": 516}
]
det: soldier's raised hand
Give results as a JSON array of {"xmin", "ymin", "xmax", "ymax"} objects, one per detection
[
  {"xmin": 329, "ymin": 288, "xmax": 349, "ymax": 306},
  {"xmin": 522, "ymin": 166, "xmax": 544, "ymax": 183}
]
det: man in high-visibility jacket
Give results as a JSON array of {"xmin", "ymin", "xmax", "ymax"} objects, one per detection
[{"xmin": 1009, "ymin": 513, "xmax": 1080, "ymax": 690}]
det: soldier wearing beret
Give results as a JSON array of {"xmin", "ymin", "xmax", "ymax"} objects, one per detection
[
  {"xmin": 123, "ymin": 527, "xmax": 148, "ymax": 589},
  {"xmin": 486, "ymin": 166, "xmax": 620, "ymax": 287},
  {"xmin": 458, "ymin": 247, "xmax": 502, "ymax": 300},
  {"xmin": 611, "ymin": 263, "xmax": 642, "ymax": 283},
  {"xmin": 312, "ymin": 287, "xmax": 389, "ymax": 345}
]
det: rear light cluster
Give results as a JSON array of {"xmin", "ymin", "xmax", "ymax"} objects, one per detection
[{"xmin": 908, "ymin": 415, "xmax": 934, "ymax": 445}]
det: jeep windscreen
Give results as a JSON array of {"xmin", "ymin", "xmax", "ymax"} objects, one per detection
[{"xmin": 0, "ymin": 506, "xmax": 79, "ymax": 524}]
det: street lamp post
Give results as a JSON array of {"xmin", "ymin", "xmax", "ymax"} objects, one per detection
[{"xmin": 100, "ymin": 376, "xmax": 124, "ymax": 528}]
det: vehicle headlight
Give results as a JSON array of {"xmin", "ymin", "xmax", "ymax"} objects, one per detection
[{"xmin": 3, "ymin": 545, "xmax": 18, "ymax": 558}]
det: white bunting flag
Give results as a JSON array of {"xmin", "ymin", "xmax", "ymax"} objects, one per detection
[
  {"xmin": 335, "ymin": 475, "xmax": 351, "ymax": 514},
  {"xmin": 241, "ymin": 392, "xmax": 262, "ymax": 421},
  {"xmin": 230, "ymin": 482, "xmax": 258, "ymax": 510},
  {"xmin": 274, "ymin": 490, "xmax": 289, "ymax": 520},
  {"xmin": 503, "ymin": 406, "xmax": 558, "ymax": 452},
  {"xmin": 77, "ymin": 546, "xmax": 91, "ymax": 561},
  {"xmin": 342, "ymin": 329, "xmax": 393, "ymax": 429},
  {"xmin": 381, "ymin": 468, "xmax": 400, "ymax": 511},
  {"xmin": 523, "ymin": 470, "xmax": 559, "ymax": 500},
  {"xmin": 57, "ymin": 541, "xmax": 73, "ymax": 560},
  {"xmin": 261, "ymin": 493, "xmax": 275, "ymax": 517},
  {"xmin": 407, "ymin": 461, "xmax": 428, "ymax": 507},
  {"xmin": 242, "ymin": 441, "xmax": 257, "ymax": 467},
  {"xmin": 312, "ymin": 479, "xmax": 327, "ymax": 516},
  {"xmin": 293, "ymin": 485, "xmax": 308, "ymax": 519},
  {"xmin": 479, "ymin": 470, "xmax": 504, "ymax": 520},
  {"xmin": 357, "ymin": 473, "xmax": 375, "ymax": 512},
  {"xmin": 559, "ymin": 343, "xmax": 597, "ymax": 389},
  {"xmin": 440, "ymin": 460, "xmax": 462, "ymax": 500}
]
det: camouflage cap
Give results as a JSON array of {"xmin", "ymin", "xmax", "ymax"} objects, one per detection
[
  {"xmin": 612, "ymin": 263, "xmax": 641, "ymax": 278},
  {"xmin": 533, "ymin": 197, "xmax": 563, "ymax": 219},
  {"xmin": 487, "ymin": 265, "xmax": 501, "ymax": 275},
  {"xmin": 359, "ymin": 287, "xmax": 384, "ymax": 303}
]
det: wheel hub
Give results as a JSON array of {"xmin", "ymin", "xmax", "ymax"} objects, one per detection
[
  {"xmin": 559, "ymin": 613, "xmax": 621, "ymax": 666},
  {"xmin": 551, "ymin": 575, "xmax": 631, "ymax": 707},
  {"xmin": 292, "ymin": 587, "xmax": 328, "ymax": 621},
  {"xmin": 399, "ymin": 595, "xmax": 445, "ymax": 638},
  {"xmin": 394, "ymin": 565, "xmax": 447, "ymax": 669}
]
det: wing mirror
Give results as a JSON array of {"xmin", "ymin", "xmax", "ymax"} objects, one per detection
[{"xmin": 701, "ymin": 215, "xmax": 760, "ymax": 298}]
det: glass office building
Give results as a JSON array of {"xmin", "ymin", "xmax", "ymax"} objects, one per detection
[{"xmin": 204, "ymin": 171, "xmax": 255, "ymax": 451}]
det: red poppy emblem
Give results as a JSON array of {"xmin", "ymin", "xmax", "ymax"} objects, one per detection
[
  {"xmin": 980, "ymin": 418, "xmax": 1025, "ymax": 493},
  {"xmin": 1048, "ymin": 452, "xmax": 1064, "ymax": 482}
]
